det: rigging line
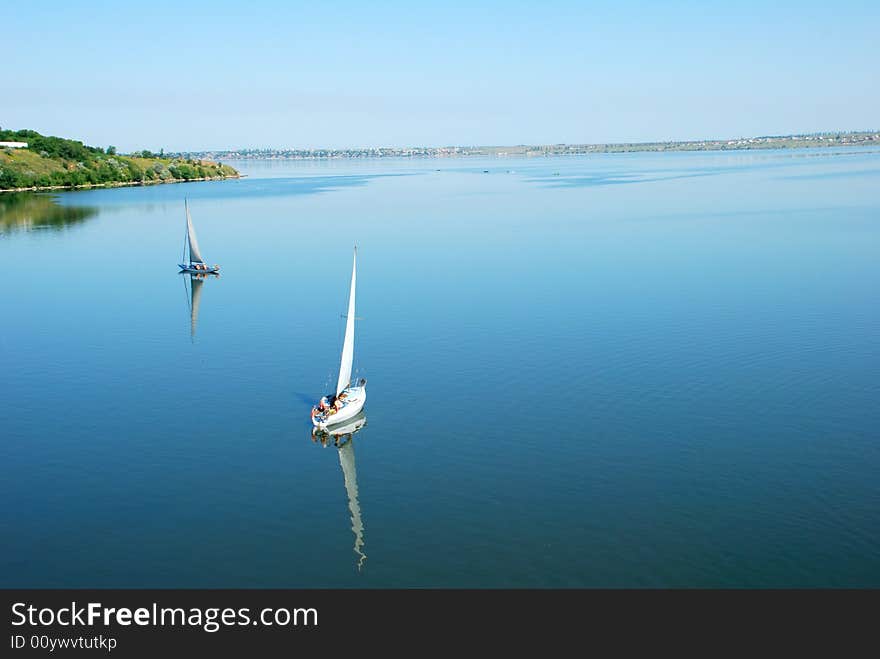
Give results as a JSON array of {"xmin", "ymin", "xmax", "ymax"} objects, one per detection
[
  {"xmin": 181, "ymin": 273, "xmax": 191, "ymax": 313},
  {"xmin": 181, "ymin": 274, "xmax": 191, "ymax": 340}
]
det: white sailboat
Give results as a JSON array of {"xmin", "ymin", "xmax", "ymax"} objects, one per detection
[
  {"xmin": 312, "ymin": 247, "xmax": 366, "ymax": 428},
  {"xmin": 178, "ymin": 199, "xmax": 220, "ymax": 274}
]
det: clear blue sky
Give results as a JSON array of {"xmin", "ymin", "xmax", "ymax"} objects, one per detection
[{"xmin": 3, "ymin": 0, "xmax": 878, "ymax": 151}]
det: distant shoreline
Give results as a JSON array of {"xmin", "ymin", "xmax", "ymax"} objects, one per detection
[
  {"xmin": 0, "ymin": 173, "xmax": 242, "ymax": 194},
  {"xmin": 176, "ymin": 131, "xmax": 880, "ymax": 161}
]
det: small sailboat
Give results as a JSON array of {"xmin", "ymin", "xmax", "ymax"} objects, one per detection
[
  {"xmin": 312, "ymin": 247, "xmax": 366, "ymax": 428},
  {"xmin": 178, "ymin": 199, "xmax": 219, "ymax": 273}
]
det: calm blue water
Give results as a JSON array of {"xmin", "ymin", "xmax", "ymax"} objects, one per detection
[{"xmin": 1, "ymin": 149, "xmax": 878, "ymax": 587}]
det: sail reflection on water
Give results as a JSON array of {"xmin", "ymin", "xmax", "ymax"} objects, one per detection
[
  {"xmin": 312, "ymin": 413, "xmax": 367, "ymax": 570},
  {"xmin": 182, "ymin": 271, "xmax": 218, "ymax": 340}
]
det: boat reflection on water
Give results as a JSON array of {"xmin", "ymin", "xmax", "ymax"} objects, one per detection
[
  {"xmin": 312, "ymin": 412, "xmax": 367, "ymax": 570},
  {"xmin": 182, "ymin": 271, "xmax": 219, "ymax": 341}
]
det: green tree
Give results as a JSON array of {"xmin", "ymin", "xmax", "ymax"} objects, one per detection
[{"xmin": 126, "ymin": 161, "xmax": 144, "ymax": 181}]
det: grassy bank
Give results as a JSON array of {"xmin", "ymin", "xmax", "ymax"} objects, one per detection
[{"xmin": 0, "ymin": 129, "xmax": 239, "ymax": 191}]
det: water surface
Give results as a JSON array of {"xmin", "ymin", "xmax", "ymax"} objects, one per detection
[{"xmin": 1, "ymin": 148, "xmax": 878, "ymax": 587}]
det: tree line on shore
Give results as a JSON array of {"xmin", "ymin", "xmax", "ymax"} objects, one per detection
[{"xmin": 0, "ymin": 129, "xmax": 238, "ymax": 190}]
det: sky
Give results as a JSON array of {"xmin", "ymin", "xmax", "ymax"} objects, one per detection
[{"xmin": 2, "ymin": 0, "xmax": 878, "ymax": 151}]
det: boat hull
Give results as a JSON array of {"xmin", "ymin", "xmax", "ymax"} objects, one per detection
[
  {"xmin": 179, "ymin": 264, "xmax": 220, "ymax": 274},
  {"xmin": 312, "ymin": 386, "xmax": 366, "ymax": 429}
]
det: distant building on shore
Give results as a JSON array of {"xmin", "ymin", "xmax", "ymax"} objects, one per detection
[{"xmin": 0, "ymin": 141, "xmax": 28, "ymax": 148}]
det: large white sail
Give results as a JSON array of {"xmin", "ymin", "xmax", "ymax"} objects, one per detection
[
  {"xmin": 335, "ymin": 247, "xmax": 357, "ymax": 395},
  {"xmin": 185, "ymin": 202, "xmax": 205, "ymax": 264}
]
